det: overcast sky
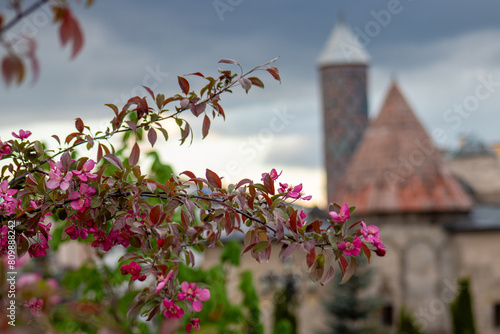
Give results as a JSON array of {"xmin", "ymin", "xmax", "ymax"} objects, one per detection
[{"xmin": 1, "ymin": 0, "xmax": 500, "ymax": 207}]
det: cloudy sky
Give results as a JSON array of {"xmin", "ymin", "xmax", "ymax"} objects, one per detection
[{"xmin": 1, "ymin": 0, "xmax": 500, "ymax": 207}]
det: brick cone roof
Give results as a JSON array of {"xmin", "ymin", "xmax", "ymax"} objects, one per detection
[{"xmin": 333, "ymin": 82, "xmax": 473, "ymax": 215}]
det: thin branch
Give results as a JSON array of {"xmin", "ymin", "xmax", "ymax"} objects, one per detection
[{"xmin": 0, "ymin": 0, "xmax": 50, "ymax": 36}]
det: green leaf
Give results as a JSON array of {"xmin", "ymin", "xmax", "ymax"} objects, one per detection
[{"xmin": 252, "ymin": 240, "xmax": 270, "ymax": 253}]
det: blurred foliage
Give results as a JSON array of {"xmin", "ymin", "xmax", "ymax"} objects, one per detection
[{"xmin": 450, "ymin": 278, "xmax": 476, "ymax": 334}]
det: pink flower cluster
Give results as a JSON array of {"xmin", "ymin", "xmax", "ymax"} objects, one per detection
[
  {"xmin": 153, "ymin": 271, "xmax": 209, "ymax": 332},
  {"xmin": 177, "ymin": 281, "xmax": 211, "ymax": 312},
  {"xmin": 0, "ymin": 140, "xmax": 11, "ymax": 159},
  {"xmin": 23, "ymin": 297, "xmax": 43, "ymax": 317},
  {"xmin": 360, "ymin": 221, "xmax": 386, "ymax": 256},
  {"xmin": 329, "ymin": 203, "xmax": 386, "ymax": 258},
  {"xmin": 27, "ymin": 221, "xmax": 52, "ymax": 258},
  {"xmin": 12, "ymin": 129, "xmax": 32, "ymax": 140},
  {"xmin": 261, "ymin": 168, "xmax": 312, "ymax": 201},
  {"xmin": 0, "ymin": 180, "xmax": 17, "ymax": 215},
  {"xmin": 329, "ymin": 203, "xmax": 350, "ymax": 223},
  {"xmin": 121, "ymin": 261, "xmax": 146, "ymax": 281}
]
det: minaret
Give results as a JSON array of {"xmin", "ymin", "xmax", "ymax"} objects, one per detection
[{"xmin": 318, "ymin": 17, "xmax": 370, "ymax": 205}]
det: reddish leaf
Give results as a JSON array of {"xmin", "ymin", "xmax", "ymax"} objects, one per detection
[
  {"xmin": 266, "ymin": 66, "xmax": 281, "ymax": 83},
  {"xmin": 178, "ymin": 76, "xmax": 190, "ymax": 95},
  {"xmin": 97, "ymin": 143, "xmax": 104, "ymax": 163},
  {"xmin": 289, "ymin": 210, "xmax": 297, "ymax": 232},
  {"xmin": 2, "ymin": 53, "xmax": 24, "ymax": 86},
  {"xmin": 339, "ymin": 255, "xmax": 349, "ymax": 275},
  {"xmin": 306, "ymin": 248, "xmax": 316, "ymax": 268},
  {"xmin": 129, "ymin": 142, "xmax": 140, "ymax": 166},
  {"xmin": 105, "ymin": 103, "xmax": 119, "ymax": 116},
  {"xmin": 75, "ymin": 117, "xmax": 84, "ymax": 133},
  {"xmin": 202, "ymin": 115, "xmax": 211, "ymax": 139},
  {"xmin": 148, "ymin": 128, "xmax": 157, "ymax": 147},
  {"xmin": 261, "ymin": 193, "xmax": 273, "ymax": 206},
  {"xmin": 61, "ymin": 152, "xmax": 71, "ymax": 171},
  {"xmin": 361, "ymin": 242, "xmax": 371, "ymax": 263},
  {"xmin": 103, "ymin": 154, "xmax": 124, "ymax": 170},
  {"xmin": 263, "ymin": 174, "xmax": 275, "ymax": 195},
  {"xmin": 190, "ymin": 102, "xmax": 206, "ymax": 117},
  {"xmin": 321, "ymin": 266, "xmax": 336, "ymax": 286},
  {"xmin": 51, "ymin": 135, "xmax": 61, "ymax": 145},
  {"xmin": 59, "ymin": 8, "xmax": 84, "ymax": 59},
  {"xmin": 218, "ymin": 58, "xmax": 239, "ymax": 65},
  {"xmin": 339, "ymin": 257, "xmax": 358, "ymax": 284},
  {"xmin": 180, "ymin": 123, "xmax": 191, "ymax": 144},
  {"xmin": 235, "ymin": 178, "xmax": 252, "ymax": 189},
  {"xmin": 185, "ymin": 72, "xmax": 205, "ymax": 78},
  {"xmin": 181, "ymin": 210, "xmax": 190, "ymax": 228},
  {"xmin": 181, "ymin": 170, "xmax": 197, "ymax": 179},
  {"xmin": 248, "ymin": 77, "xmax": 264, "ymax": 88},
  {"xmin": 150, "ymin": 205, "xmax": 161, "ymax": 225},
  {"xmin": 206, "ymin": 169, "xmax": 222, "ymax": 188},
  {"xmin": 215, "ymin": 103, "xmax": 225, "ymax": 119},
  {"xmin": 86, "ymin": 135, "xmax": 94, "ymax": 147},
  {"xmin": 142, "ymin": 86, "xmax": 155, "ymax": 100}
]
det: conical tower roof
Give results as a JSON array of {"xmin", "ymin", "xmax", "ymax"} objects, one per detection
[
  {"xmin": 317, "ymin": 18, "xmax": 370, "ymax": 67},
  {"xmin": 333, "ymin": 82, "xmax": 473, "ymax": 215}
]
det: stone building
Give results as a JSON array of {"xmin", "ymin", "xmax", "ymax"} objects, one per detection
[{"xmin": 321, "ymin": 19, "xmax": 500, "ymax": 334}]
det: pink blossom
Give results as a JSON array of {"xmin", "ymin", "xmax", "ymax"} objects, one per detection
[
  {"xmin": 329, "ymin": 203, "xmax": 350, "ymax": 223},
  {"xmin": 163, "ymin": 299, "xmax": 184, "ymax": 320},
  {"xmin": 261, "ymin": 168, "xmax": 282, "ymax": 182},
  {"xmin": 120, "ymin": 261, "xmax": 145, "ymax": 281},
  {"xmin": 68, "ymin": 183, "xmax": 96, "ymax": 211},
  {"xmin": 156, "ymin": 269, "xmax": 174, "ymax": 293},
  {"xmin": 0, "ymin": 140, "xmax": 11, "ymax": 159},
  {"xmin": 297, "ymin": 210, "xmax": 307, "ymax": 228},
  {"xmin": 115, "ymin": 225, "xmax": 132, "ymax": 248},
  {"xmin": 72, "ymin": 159, "xmax": 98, "ymax": 182},
  {"xmin": 337, "ymin": 236, "xmax": 362, "ymax": 257},
  {"xmin": 374, "ymin": 239, "xmax": 386, "ymax": 257},
  {"xmin": 27, "ymin": 222, "xmax": 52, "ymax": 258},
  {"xmin": 278, "ymin": 183, "xmax": 312, "ymax": 201},
  {"xmin": 178, "ymin": 282, "xmax": 210, "ymax": 312},
  {"xmin": 65, "ymin": 224, "xmax": 89, "ymax": 240},
  {"xmin": 360, "ymin": 221, "xmax": 381, "ymax": 244},
  {"xmin": 46, "ymin": 161, "xmax": 73, "ymax": 190},
  {"xmin": 90, "ymin": 227, "xmax": 118, "ymax": 251},
  {"xmin": 12, "ymin": 129, "xmax": 32, "ymax": 140},
  {"xmin": 28, "ymin": 241, "xmax": 49, "ymax": 258},
  {"xmin": 186, "ymin": 318, "xmax": 201, "ymax": 333},
  {"xmin": 23, "ymin": 297, "xmax": 43, "ymax": 317},
  {"xmin": 0, "ymin": 180, "xmax": 17, "ymax": 200}
]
